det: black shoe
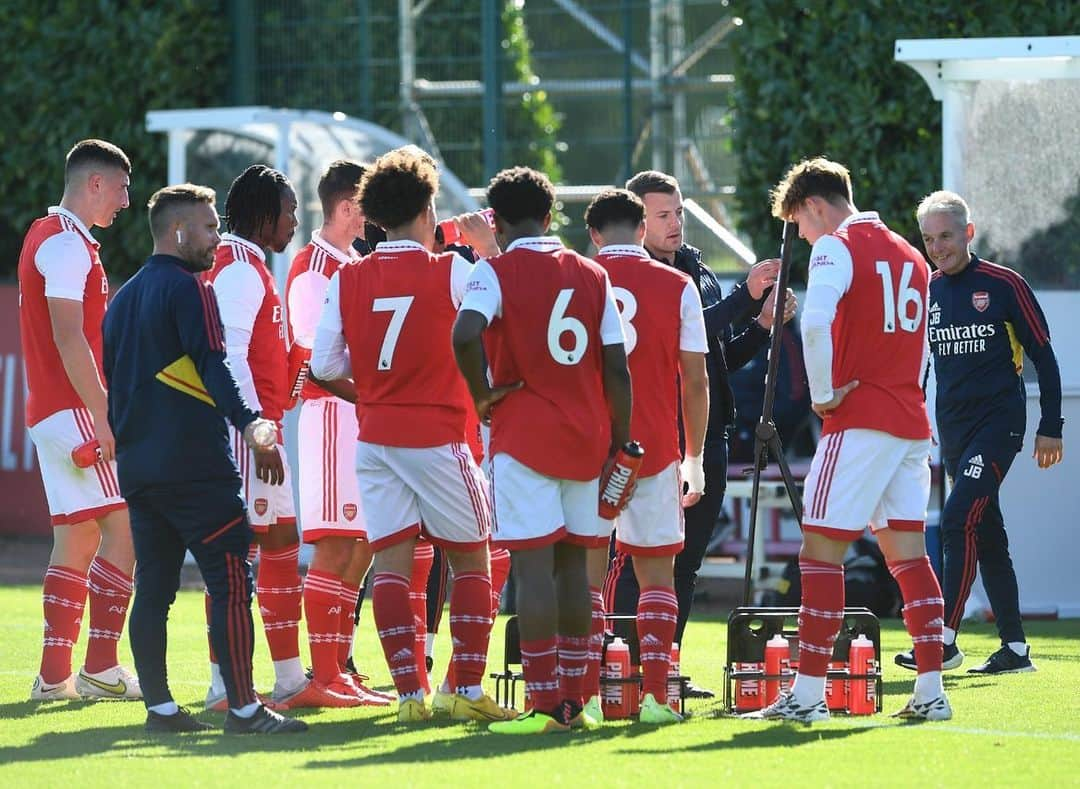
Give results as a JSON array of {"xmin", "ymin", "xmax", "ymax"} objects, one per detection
[
  {"xmin": 146, "ymin": 707, "xmax": 213, "ymax": 733},
  {"xmin": 894, "ymin": 642, "xmax": 964, "ymax": 672},
  {"xmin": 344, "ymin": 656, "xmax": 359, "ymax": 675},
  {"xmin": 425, "ymin": 655, "xmax": 434, "ymax": 673},
  {"xmin": 967, "ymin": 645, "xmax": 1036, "ymax": 675},
  {"xmin": 683, "ymin": 682, "xmax": 715, "ymax": 699},
  {"xmin": 224, "ymin": 704, "xmax": 309, "ymax": 734}
]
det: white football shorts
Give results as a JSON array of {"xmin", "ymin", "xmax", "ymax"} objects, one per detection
[
  {"xmin": 231, "ymin": 426, "xmax": 296, "ymax": 532},
  {"xmin": 297, "ymin": 397, "xmax": 367, "ymax": 542},
  {"xmin": 613, "ymin": 461, "xmax": 684, "ymax": 556}
]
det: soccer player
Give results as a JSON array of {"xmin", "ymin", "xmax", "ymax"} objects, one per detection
[
  {"xmin": 583, "ymin": 188, "xmax": 710, "ymax": 725},
  {"xmin": 311, "ymin": 146, "xmax": 509, "ymax": 724},
  {"xmin": 750, "ymin": 157, "xmax": 949, "ymax": 722},
  {"xmin": 893, "ymin": 191, "xmax": 1063, "ymax": 675},
  {"xmin": 604, "ymin": 170, "xmax": 783, "ymax": 699},
  {"xmin": 453, "ymin": 167, "xmax": 632, "ymax": 734},
  {"xmin": 104, "ymin": 184, "xmax": 306, "ymax": 734},
  {"xmin": 204, "ymin": 165, "xmax": 337, "ymax": 709},
  {"xmin": 284, "ymin": 159, "xmax": 390, "ymax": 705},
  {"xmin": 18, "ymin": 139, "xmax": 140, "ymax": 702}
]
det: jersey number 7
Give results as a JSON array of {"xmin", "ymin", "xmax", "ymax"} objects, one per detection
[{"xmin": 372, "ymin": 296, "xmax": 415, "ymax": 370}]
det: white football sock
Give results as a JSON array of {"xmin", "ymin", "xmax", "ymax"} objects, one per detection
[
  {"xmin": 914, "ymin": 670, "xmax": 943, "ymax": 702},
  {"xmin": 230, "ymin": 701, "xmax": 260, "ymax": 718},
  {"xmin": 149, "ymin": 701, "xmax": 179, "ymax": 716},
  {"xmin": 209, "ymin": 662, "xmax": 225, "ymax": 696},
  {"xmin": 1007, "ymin": 641, "xmax": 1028, "ymax": 656},
  {"xmin": 273, "ymin": 658, "xmax": 307, "ymax": 693},
  {"xmin": 942, "ymin": 626, "xmax": 956, "ymax": 646},
  {"xmin": 456, "ymin": 684, "xmax": 483, "ymax": 700},
  {"xmin": 790, "ymin": 674, "xmax": 825, "ymax": 706}
]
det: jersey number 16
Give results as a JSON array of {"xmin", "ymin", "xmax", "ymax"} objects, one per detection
[{"xmin": 875, "ymin": 260, "xmax": 923, "ymax": 334}]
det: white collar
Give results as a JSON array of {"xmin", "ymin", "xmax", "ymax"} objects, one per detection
[
  {"xmin": 836, "ymin": 211, "xmax": 880, "ymax": 231},
  {"xmin": 598, "ymin": 244, "xmax": 648, "ymax": 258},
  {"xmin": 374, "ymin": 239, "xmax": 428, "ymax": 253},
  {"xmin": 220, "ymin": 232, "xmax": 267, "ymax": 262},
  {"xmin": 505, "ymin": 236, "xmax": 564, "ymax": 253},
  {"xmin": 48, "ymin": 206, "xmax": 98, "ymax": 248},
  {"xmin": 311, "ymin": 230, "xmax": 359, "ymax": 264}
]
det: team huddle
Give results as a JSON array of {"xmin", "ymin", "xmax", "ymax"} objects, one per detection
[{"xmin": 18, "ymin": 138, "xmax": 1062, "ymax": 735}]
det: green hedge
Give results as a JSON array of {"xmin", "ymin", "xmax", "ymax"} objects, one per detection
[
  {"xmin": 0, "ymin": 1, "xmax": 229, "ymax": 280},
  {"xmin": 728, "ymin": 2, "xmax": 1077, "ymax": 281}
]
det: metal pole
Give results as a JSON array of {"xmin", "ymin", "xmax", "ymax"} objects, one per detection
[
  {"xmin": 670, "ymin": 0, "xmax": 688, "ymax": 186},
  {"xmin": 399, "ymin": 0, "xmax": 417, "ymax": 142},
  {"xmin": 229, "ymin": 0, "xmax": 257, "ymax": 104},
  {"xmin": 622, "ymin": 0, "xmax": 633, "ymax": 180},
  {"xmin": 649, "ymin": 0, "xmax": 665, "ymax": 172},
  {"xmin": 481, "ymin": 0, "xmax": 503, "ymax": 180},
  {"xmin": 358, "ymin": 0, "xmax": 371, "ymax": 115}
]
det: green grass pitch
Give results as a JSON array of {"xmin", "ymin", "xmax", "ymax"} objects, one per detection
[{"xmin": 1, "ymin": 585, "xmax": 1078, "ymax": 787}]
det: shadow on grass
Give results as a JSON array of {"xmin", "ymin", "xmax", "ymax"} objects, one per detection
[
  {"xmin": 0, "ymin": 698, "xmax": 100, "ymax": 721},
  {"xmin": 620, "ymin": 721, "xmax": 874, "ymax": 754}
]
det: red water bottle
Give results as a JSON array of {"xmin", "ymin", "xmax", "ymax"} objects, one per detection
[
  {"xmin": 438, "ymin": 207, "xmax": 495, "ymax": 246},
  {"xmin": 847, "ymin": 634, "xmax": 876, "ymax": 715},
  {"xmin": 598, "ymin": 442, "xmax": 645, "ymax": 519},
  {"xmin": 825, "ymin": 660, "xmax": 848, "ymax": 711},
  {"xmin": 601, "ymin": 637, "xmax": 632, "ymax": 719},
  {"xmin": 71, "ymin": 438, "xmax": 102, "ymax": 468},
  {"xmin": 763, "ymin": 634, "xmax": 790, "ymax": 705},
  {"xmin": 666, "ymin": 642, "xmax": 681, "ymax": 711},
  {"xmin": 734, "ymin": 662, "xmax": 764, "ymax": 711}
]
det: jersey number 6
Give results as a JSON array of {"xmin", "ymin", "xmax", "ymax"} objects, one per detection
[{"xmin": 547, "ymin": 288, "xmax": 588, "ymax": 366}]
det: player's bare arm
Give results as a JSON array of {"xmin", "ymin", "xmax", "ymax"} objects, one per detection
[
  {"xmin": 1034, "ymin": 434, "xmax": 1064, "ymax": 469},
  {"xmin": 451, "ymin": 309, "xmax": 521, "ymax": 424},
  {"xmin": 601, "ymin": 342, "xmax": 633, "ymax": 451},
  {"xmin": 47, "ymin": 297, "xmax": 115, "ymax": 461},
  {"xmin": 306, "ymin": 373, "xmax": 357, "ymax": 404},
  {"xmin": 678, "ymin": 349, "xmax": 709, "ymax": 507}
]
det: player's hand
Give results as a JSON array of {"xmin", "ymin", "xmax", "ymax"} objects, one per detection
[
  {"xmin": 253, "ymin": 445, "xmax": 285, "ymax": 486},
  {"xmin": 1033, "ymin": 434, "xmax": 1063, "ymax": 469},
  {"xmin": 475, "ymin": 380, "xmax": 523, "ymax": 425},
  {"xmin": 91, "ymin": 409, "xmax": 116, "ymax": 463},
  {"xmin": 812, "ymin": 380, "xmax": 859, "ymax": 419},
  {"xmin": 746, "ymin": 259, "xmax": 780, "ymax": 300},
  {"xmin": 680, "ymin": 453, "xmax": 705, "ymax": 508},
  {"xmin": 455, "ymin": 212, "xmax": 501, "ymax": 258},
  {"xmin": 756, "ymin": 287, "xmax": 796, "ymax": 330}
]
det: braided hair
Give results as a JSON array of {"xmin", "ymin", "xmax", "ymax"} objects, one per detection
[{"xmin": 224, "ymin": 164, "xmax": 291, "ymax": 239}]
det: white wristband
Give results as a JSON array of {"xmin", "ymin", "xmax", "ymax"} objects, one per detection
[{"xmin": 679, "ymin": 454, "xmax": 705, "ymax": 496}]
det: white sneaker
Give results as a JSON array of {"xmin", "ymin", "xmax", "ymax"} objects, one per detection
[
  {"xmin": 205, "ymin": 686, "xmax": 228, "ymax": 712},
  {"xmin": 743, "ymin": 691, "xmax": 830, "ymax": 723},
  {"xmin": 891, "ymin": 693, "xmax": 952, "ymax": 721},
  {"xmin": 76, "ymin": 665, "xmax": 142, "ymax": 700},
  {"xmin": 30, "ymin": 673, "xmax": 80, "ymax": 701}
]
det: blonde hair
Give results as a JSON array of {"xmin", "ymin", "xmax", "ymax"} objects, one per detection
[
  {"xmin": 916, "ymin": 190, "xmax": 970, "ymax": 229},
  {"xmin": 770, "ymin": 157, "xmax": 853, "ymax": 220}
]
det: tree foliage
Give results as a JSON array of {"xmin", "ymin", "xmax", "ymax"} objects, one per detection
[
  {"xmin": 728, "ymin": 1, "xmax": 1077, "ymax": 282},
  {"xmin": 0, "ymin": 1, "xmax": 229, "ymax": 280}
]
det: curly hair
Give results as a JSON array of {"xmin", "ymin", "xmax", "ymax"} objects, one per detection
[
  {"xmin": 486, "ymin": 166, "xmax": 555, "ymax": 225},
  {"xmin": 358, "ymin": 146, "xmax": 439, "ymax": 231}
]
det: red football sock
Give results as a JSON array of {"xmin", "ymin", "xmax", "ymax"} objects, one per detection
[
  {"xmin": 521, "ymin": 637, "xmax": 560, "ymax": 714},
  {"xmin": 557, "ymin": 634, "xmax": 589, "ymax": 707},
  {"xmin": 449, "ymin": 571, "xmax": 493, "ymax": 688},
  {"xmin": 889, "ymin": 556, "xmax": 944, "ymax": 673},
  {"xmin": 372, "ymin": 572, "xmax": 421, "ymax": 695},
  {"xmin": 256, "ymin": 544, "xmax": 302, "ymax": 662},
  {"xmin": 84, "ymin": 556, "xmax": 132, "ymax": 673},
  {"xmin": 797, "ymin": 557, "xmax": 845, "ymax": 677},
  {"xmin": 584, "ymin": 586, "xmax": 605, "ymax": 699},
  {"xmin": 303, "ymin": 569, "xmax": 342, "ymax": 685},
  {"xmin": 40, "ymin": 565, "xmax": 88, "ymax": 683},
  {"xmin": 638, "ymin": 585, "xmax": 678, "ymax": 702},
  {"xmin": 490, "ymin": 547, "xmax": 511, "ymax": 618},
  {"xmin": 410, "ymin": 542, "xmax": 434, "ymax": 693},
  {"xmin": 204, "ymin": 589, "xmax": 218, "ymax": 664},
  {"xmin": 338, "ymin": 582, "xmax": 361, "ymax": 670}
]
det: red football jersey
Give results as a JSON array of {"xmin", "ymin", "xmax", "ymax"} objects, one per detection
[
  {"xmin": 825, "ymin": 218, "xmax": 931, "ymax": 439},
  {"xmin": 335, "ymin": 241, "xmax": 471, "ymax": 447},
  {"xmin": 205, "ymin": 235, "xmax": 289, "ymax": 422},
  {"xmin": 477, "ymin": 241, "xmax": 615, "ymax": 481},
  {"xmin": 596, "ymin": 247, "xmax": 694, "ymax": 477},
  {"xmin": 286, "ymin": 234, "xmax": 356, "ymax": 401},
  {"xmin": 17, "ymin": 208, "xmax": 110, "ymax": 427}
]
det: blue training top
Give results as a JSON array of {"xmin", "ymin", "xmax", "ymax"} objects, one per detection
[
  {"xmin": 929, "ymin": 254, "xmax": 1063, "ymax": 456},
  {"xmin": 103, "ymin": 254, "xmax": 258, "ymax": 497}
]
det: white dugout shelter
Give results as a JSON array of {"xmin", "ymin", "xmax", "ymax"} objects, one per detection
[{"xmin": 896, "ymin": 36, "xmax": 1080, "ymax": 618}]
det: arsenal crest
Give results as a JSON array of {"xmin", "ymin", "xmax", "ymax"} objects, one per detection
[
  {"xmin": 972, "ymin": 291, "xmax": 990, "ymax": 312},
  {"xmin": 343, "ymin": 503, "xmax": 358, "ymax": 522},
  {"xmin": 254, "ymin": 498, "xmax": 269, "ymax": 516}
]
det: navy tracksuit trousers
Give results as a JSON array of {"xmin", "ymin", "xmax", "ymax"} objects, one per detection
[
  {"xmin": 941, "ymin": 422, "xmax": 1025, "ymax": 645},
  {"xmin": 127, "ymin": 480, "xmax": 258, "ymax": 709}
]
